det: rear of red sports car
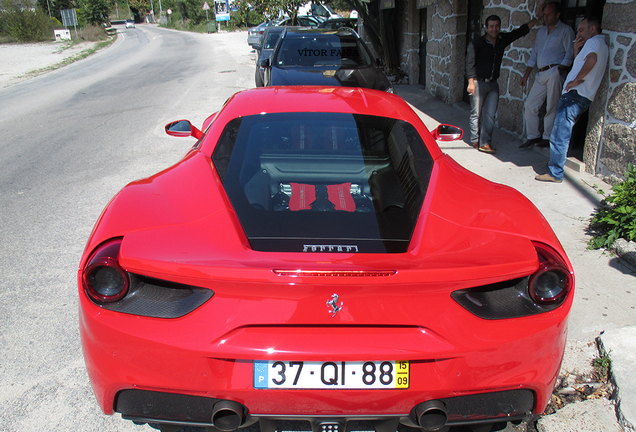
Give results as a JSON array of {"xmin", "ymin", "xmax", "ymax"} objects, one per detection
[{"xmin": 78, "ymin": 87, "xmax": 574, "ymax": 432}]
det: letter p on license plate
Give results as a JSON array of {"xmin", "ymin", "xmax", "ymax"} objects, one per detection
[{"xmin": 254, "ymin": 360, "xmax": 409, "ymax": 389}]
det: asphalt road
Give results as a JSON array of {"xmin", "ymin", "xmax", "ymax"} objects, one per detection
[{"xmin": 0, "ymin": 25, "xmax": 254, "ymax": 431}]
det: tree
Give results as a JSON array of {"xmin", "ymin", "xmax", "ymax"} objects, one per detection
[
  {"xmin": 231, "ymin": 0, "xmax": 251, "ymax": 27},
  {"xmin": 77, "ymin": 0, "xmax": 110, "ymax": 24},
  {"xmin": 129, "ymin": 0, "xmax": 150, "ymax": 18},
  {"xmin": 251, "ymin": 0, "xmax": 305, "ymax": 24},
  {"xmin": 35, "ymin": 0, "xmax": 76, "ymax": 22}
]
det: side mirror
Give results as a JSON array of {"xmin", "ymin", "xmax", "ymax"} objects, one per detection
[
  {"xmin": 432, "ymin": 124, "xmax": 464, "ymax": 141},
  {"xmin": 253, "ymin": 43, "xmax": 262, "ymax": 51},
  {"xmin": 165, "ymin": 120, "xmax": 203, "ymax": 140},
  {"xmin": 260, "ymin": 58, "xmax": 270, "ymax": 69}
]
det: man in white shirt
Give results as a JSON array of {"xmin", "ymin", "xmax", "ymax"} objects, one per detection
[
  {"xmin": 520, "ymin": 2, "xmax": 574, "ymax": 149},
  {"xmin": 535, "ymin": 17, "xmax": 608, "ymax": 183}
]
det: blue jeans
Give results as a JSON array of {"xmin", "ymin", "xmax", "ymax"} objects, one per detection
[
  {"xmin": 548, "ymin": 91, "xmax": 591, "ymax": 180},
  {"xmin": 469, "ymin": 81, "xmax": 499, "ymax": 146}
]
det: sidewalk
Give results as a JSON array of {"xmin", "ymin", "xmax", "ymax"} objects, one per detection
[{"xmin": 394, "ymin": 85, "xmax": 636, "ymax": 432}]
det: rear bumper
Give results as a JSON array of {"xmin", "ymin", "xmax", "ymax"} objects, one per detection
[{"xmin": 115, "ymin": 388, "xmax": 534, "ymax": 431}]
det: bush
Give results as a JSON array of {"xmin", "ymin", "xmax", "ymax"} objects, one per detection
[
  {"xmin": 79, "ymin": 23, "xmax": 109, "ymax": 41},
  {"xmin": 0, "ymin": 4, "xmax": 60, "ymax": 42},
  {"xmin": 588, "ymin": 163, "xmax": 636, "ymax": 250},
  {"xmin": 161, "ymin": 11, "xmax": 217, "ymax": 33}
]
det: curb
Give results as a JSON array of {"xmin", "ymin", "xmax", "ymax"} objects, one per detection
[
  {"xmin": 598, "ymin": 328, "xmax": 636, "ymax": 432},
  {"xmin": 611, "ymin": 239, "xmax": 636, "ymax": 269}
]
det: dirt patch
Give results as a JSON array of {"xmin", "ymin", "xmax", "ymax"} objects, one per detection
[{"xmin": 0, "ymin": 40, "xmax": 101, "ymax": 88}]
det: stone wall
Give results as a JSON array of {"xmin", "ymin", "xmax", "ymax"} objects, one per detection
[
  {"xmin": 586, "ymin": 0, "xmax": 636, "ymax": 179},
  {"xmin": 397, "ymin": 0, "xmax": 421, "ymax": 82},
  {"xmin": 425, "ymin": 0, "xmax": 467, "ymax": 103}
]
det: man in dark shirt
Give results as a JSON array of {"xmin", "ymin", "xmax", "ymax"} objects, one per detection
[{"xmin": 466, "ymin": 13, "xmax": 541, "ymax": 153}]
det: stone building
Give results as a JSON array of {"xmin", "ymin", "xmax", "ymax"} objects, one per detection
[{"xmin": 384, "ymin": 0, "xmax": 635, "ymax": 180}]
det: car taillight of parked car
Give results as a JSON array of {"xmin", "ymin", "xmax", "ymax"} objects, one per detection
[
  {"xmin": 82, "ymin": 239, "xmax": 129, "ymax": 303},
  {"xmin": 528, "ymin": 241, "xmax": 573, "ymax": 304}
]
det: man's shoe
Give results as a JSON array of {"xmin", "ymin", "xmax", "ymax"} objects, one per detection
[
  {"xmin": 536, "ymin": 139, "xmax": 550, "ymax": 148},
  {"xmin": 519, "ymin": 138, "xmax": 541, "ymax": 148},
  {"xmin": 471, "ymin": 142, "xmax": 479, "ymax": 149},
  {"xmin": 478, "ymin": 144, "xmax": 496, "ymax": 154},
  {"xmin": 535, "ymin": 173, "xmax": 563, "ymax": 183}
]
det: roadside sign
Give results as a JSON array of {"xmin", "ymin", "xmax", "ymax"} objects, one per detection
[
  {"xmin": 60, "ymin": 9, "xmax": 78, "ymax": 39},
  {"xmin": 203, "ymin": 2, "xmax": 210, "ymax": 10},
  {"xmin": 214, "ymin": 0, "xmax": 230, "ymax": 21},
  {"xmin": 60, "ymin": 9, "xmax": 77, "ymax": 26}
]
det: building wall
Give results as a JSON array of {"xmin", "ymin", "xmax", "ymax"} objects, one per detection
[
  {"xmin": 395, "ymin": 0, "xmax": 634, "ymax": 179},
  {"xmin": 424, "ymin": 0, "xmax": 467, "ymax": 103},
  {"xmin": 586, "ymin": 0, "xmax": 636, "ymax": 179}
]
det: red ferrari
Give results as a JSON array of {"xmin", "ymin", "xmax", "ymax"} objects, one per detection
[{"xmin": 78, "ymin": 87, "xmax": 574, "ymax": 432}]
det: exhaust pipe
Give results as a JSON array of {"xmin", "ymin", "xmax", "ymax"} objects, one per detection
[
  {"xmin": 211, "ymin": 400, "xmax": 247, "ymax": 431},
  {"xmin": 414, "ymin": 400, "xmax": 448, "ymax": 432}
]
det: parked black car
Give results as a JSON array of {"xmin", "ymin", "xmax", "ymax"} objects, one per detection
[
  {"xmin": 253, "ymin": 26, "xmax": 288, "ymax": 87},
  {"xmin": 260, "ymin": 28, "xmax": 393, "ymax": 92}
]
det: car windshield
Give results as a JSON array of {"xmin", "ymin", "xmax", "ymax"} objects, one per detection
[
  {"xmin": 275, "ymin": 33, "xmax": 371, "ymax": 68},
  {"xmin": 212, "ymin": 112, "xmax": 434, "ymax": 253},
  {"xmin": 263, "ymin": 31, "xmax": 282, "ymax": 50}
]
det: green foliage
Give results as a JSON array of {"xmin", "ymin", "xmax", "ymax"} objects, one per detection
[
  {"xmin": 231, "ymin": 0, "xmax": 253, "ymax": 27},
  {"xmin": 78, "ymin": 0, "xmax": 111, "ymax": 25},
  {"xmin": 80, "ymin": 22, "xmax": 109, "ymax": 40},
  {"xmin": 592, "ymin": 352, "xmax": 611, "ymax": 381},
  {"xmin": 0, "ymin": 0, "xmax": 61, "ymax": 41},
  {"xmin": 129, "ymin": 0, "xmax": 150, "ymax": 17},
  {"xmin": 251, "ymin": 0, "xmax": 305, "ymax": 21},
  {"xmin": 35, "ymin": 0, "xmax": 76, "ymax": 23},
  {"xmin": 588, "ymin": 163, "xmax": 636, "ymax": 250}
]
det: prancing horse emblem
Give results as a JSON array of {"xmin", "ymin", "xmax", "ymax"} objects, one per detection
[{"xmin": 327, "ymin": 294, "xmax": 343, "ymax": 317}]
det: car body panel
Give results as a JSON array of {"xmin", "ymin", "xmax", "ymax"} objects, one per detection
[
  {"xmin": 318, "ymin": 18, "xmax": 358, "ymax": 31},
  {"xmin": 248, "ymin": 21, "xmax": 272, "ymax": 47},
  {"xmin": 255, "ymin": 26, "xmax": 288, "ymax": 87},
  {"xmin": 276, "ymin": 15, "xmax": 324, "ymax": 27},
  {"xmin": 79, "ymin": 87, "xmax": 574, "ymax": 430}
]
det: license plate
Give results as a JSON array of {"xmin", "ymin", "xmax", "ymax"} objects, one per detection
[{"xmin": 254, "ymin": 360, "xmax": 409, "ymax": 389}]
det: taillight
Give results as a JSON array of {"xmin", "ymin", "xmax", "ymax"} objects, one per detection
[
  {"xmin": 451, "ymin": 242, "xmax": 573, "ymax": 319},
  {"xmin": 528, "ymin": 242, "xmax": 572, "ymax": 304},
  {"xmin": 82, "ymin": 239, "xmax": 129, "ymax": 303}
]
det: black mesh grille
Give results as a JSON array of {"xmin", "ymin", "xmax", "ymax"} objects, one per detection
[{"xmin": 97, "ymin": 275, "xmax": 213, "ymax": 318}]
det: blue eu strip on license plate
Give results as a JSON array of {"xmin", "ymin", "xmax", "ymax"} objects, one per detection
[{"xmin": 254, "ymin": 360, "xmax": 409, "ymax": 389}]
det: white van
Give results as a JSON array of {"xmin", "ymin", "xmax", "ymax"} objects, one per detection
[{"xmin": 297, "ymin": 1, "xmax": 341, "ymax": 19}]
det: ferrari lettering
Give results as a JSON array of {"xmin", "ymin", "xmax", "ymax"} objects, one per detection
[{"xmin": 303, "ymin": 245, "xmax": 359, "ymax": 252}]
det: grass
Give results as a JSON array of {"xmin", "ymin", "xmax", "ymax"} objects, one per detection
[{"xmin": 592, "ymin": 353, "xmax": 612, "ymax": 380}]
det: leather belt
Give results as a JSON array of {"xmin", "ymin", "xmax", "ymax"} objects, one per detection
[{"xmin": 538, "ymin": 64, "xmax": 559, "ymax": 72}]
